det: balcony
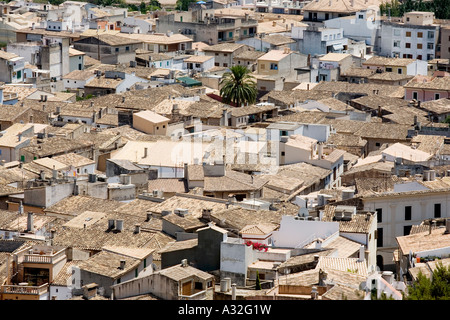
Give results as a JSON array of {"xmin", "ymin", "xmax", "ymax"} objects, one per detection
[
  {"xmin": 21, "ymin": 248, "xmax": 66, "ymax": 265},
  {"xmin": 1, "ymin": 283, "xmax": 49, "ymax": 296},
  {"xmin": 179, "ymin": 289, "xmax": 208, "ymax": 300}
]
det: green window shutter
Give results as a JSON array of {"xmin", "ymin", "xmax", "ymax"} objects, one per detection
[
  {"xmin": 20, "ymin": 155, "xmax": 25, "ymax": 162},
  {"xmin": 135, "ymin": 268, "xmax": 138, "ymax": 277},
  {"xmin": 144, "ymin": 258, "xmax": 147, "ymax": 268}
]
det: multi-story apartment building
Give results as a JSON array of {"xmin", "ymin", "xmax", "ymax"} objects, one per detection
[
  {"xmin": 440, "ymin": 26, "xmax": 450, "ymax": 59},
  {"xmin": 156, "ymin": 9, "xmax": 258, "ymax": 45},
  {"xmin": 376, "ymin": 12, "xmax": 440, "ymax": 61}
]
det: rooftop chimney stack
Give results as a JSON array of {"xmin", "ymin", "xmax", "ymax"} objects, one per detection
[
  {"xmin": 27, "ymin": 212, "xmax": 34, "ymax": 233},
  {"xmin": 134, "ymin": 224, "xmax": 141, "ymax": 234},
  {"xmin": 119, "ymin": 260, "xmax": 126, "ymax": 270},
  {"xmin": 358, "ymin": 245, "xmax": 365, "ymax": 262},
  {"xmin": 444, "ymin": 218, "xmax": 450, "ymax": 234},
  {"xmin": 115, "ymin": 219, "xmax": 123, "ymax": 232},
  {"xmin": 108, "ymin": 219, "xmax": 115, "ymax": 230}
]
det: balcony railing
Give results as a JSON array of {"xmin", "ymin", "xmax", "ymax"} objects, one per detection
[
  {"xmin": 22, "ymin": 249, "xmax": 66, "ymax": 265},
  {"xmin": 1, "ymin": 283, "xmax": 48, "ymax": 296},
  {"xmin": 179, "ymin": 290, "xmax": 207, "ymax": 300}
]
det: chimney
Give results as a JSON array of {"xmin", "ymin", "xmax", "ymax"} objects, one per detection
[
  {"xmin": 134, "ymin": 224, "xmax": 141, "ymax": 234},
  {"xmin": 27, "ymin": 212, "xmax": 34, "ymax": 233},
  {"xmin": 377, "ymin": 106, "xmax": 382, "ymax": 117},
  {"xmin": 311, "ymin": 286, "xmax": 318, "ymax": 300},
  {"xmin": 429, "ymin": 170, "xmax": 436, "ymax": 181},
  {"xmin": 108, "ymin": 219, "xmax": 115, "ymax": 230},
  {"xmin": 272, "ymin": 21, "xmax": 276, "ymax": 27},
  {"xmin": 231, "ymin": 283, "xmax": 237, "ymax": 300},
  {"xmin": 115, "ymin": 219, "xmax": 123, "ymax": 232},
  {"xmin": 358, "ymin": 245, "xmax": 365, "ymax": 262},
  {"xmin": 146, "ymin": 212, "xmax": 152, "ymax": 221},
  {"xmin": 181, "ymin": 259, "xmax": 188, "ymax": 267},
  {"xmin": 119, "ymin": 260, "xmax": 126, "ymax": 270},
  {"xmin": 52, "ymin": 165, "xmax": 57, "ymax": 180},
  {"xmin": 444, "ymin": 218, "xmax": 450, "ymax": 234}
]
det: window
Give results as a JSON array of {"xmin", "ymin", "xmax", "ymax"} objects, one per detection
[
  {"xmin": 215, "ymin": 62, "xmax": 220, "ymax": 66},
  {"xmin": 417, "ymin": 32, "xmax": 423, "ymax": 38},
  {"xmin": 406, "ymin": 31, "xmax": 411, "ymax": 37},
  {"xmin": 358, "ymin": 14, "xmax": 364, "ymax": 19},
  {"xmin": 270, "ymin": 63, "xmax": 278, "ymax": 70},
  {"xmin": 126, "ymin": 46, "xmax": 129, "ymax": 51},
  {"xmin": 376, "ymin": 208, "xmax": 382, "ymax": 223},
  {"xmin": 375, "ymin": 142, "xmax": 381, "ymax": 147},
  {"xmin": 413, "ymin": 91, "xmax": 418, "ymax": 100},
  {"xmin": 404, "ymin": 225, "xmax": 412, "ymax": 236},
  {"xmin": 144, "ymin": 258, "xmax": 147, "ymax": 268},
  {"xmin": 376, "ymin": 228, "xmax": 383, "ymax": 247},
  {"xmin": 224, "ymin": 53, "xmax": 228, "ymax": 57},
  {"xmin": 135, "ymin": 268, "xmax": 138, "ymax": 277},
  {"xmin": 427, "ymin": 54, "xmax": 434, "ymax": 60},
  {"xmin": 405, "ymin": 206, "xmax": 412, "ymax": 220},
  {"xmin": 434, "ymin": 203, "xmax": 441, "ymax": 218},
  {"xmin": 428, "ymin": 31, "xmax": 434, "ymax": 39},
  {"xmin": 417, "ymin": 55, "xmax": 422, "ymax": 60},
  {"xmin": 393, "ymin": 41, "xmax": 400, "ymax": 47},
  {"xmin": 397, "ymin": 68, "xmax": 403, "ymax": 74},
  {"xmin": 435, "ymin": 93, "xmax": 440, "ymax": 100},
  {"xmin": 195, "ymin": 282, "xmax": 203, "ymax": 290},
  {"xmin": 281, "ymin": 151, "xmax": 285, "ymax": 156},
  {"xmin": 405, "ymin": 43, "xmax": 411, "ymax": 49},
  {"xmin": 223, "ymin": 63, "xmax": 228, "ymax": 67},
  {"xmin": 115, "ymin": 48, "xmax": 119, "ymax": 52},
  {"xmin": 260, "ymin": 64, "xmax": 265, "ymax": 69},
  {"xmin": 417, "ymin": 43, "xmax": 422, "ymax": 49},
  {"xmin": 386, "ymin": 67, "xmax": 393, "ymax": 72},
  {"xmin": 427, "ymin": 43, "xmax": 434, "ymax": 50}
]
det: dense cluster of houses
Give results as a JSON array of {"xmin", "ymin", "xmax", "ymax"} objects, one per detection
[{"xmin": 0, "ymin": 0, "xmax": 448, "ymax": 302}]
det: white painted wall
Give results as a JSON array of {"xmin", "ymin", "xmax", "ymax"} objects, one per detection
[{"xmin": 271, "ymin": 216, "xmax": 340, "ymax": 248}]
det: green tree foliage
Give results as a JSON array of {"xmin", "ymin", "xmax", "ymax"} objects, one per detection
[
  {"xmin": 255, "ymin": 271, "xmax": 262, "ymax": 290},
  {"xmin": 219, "ymin": 65, "xmax": 257, "ymax": 108},
  {"xmin": 380, "ymin": 0, "xmax": 450, "ymax": 19},
  {"xmin": 407, "ymin": 262, "xmax": 450, "ymax": 300},
  {"xmin": 175, "ymin": 0, "xmax": 197, "ymax": 11}
]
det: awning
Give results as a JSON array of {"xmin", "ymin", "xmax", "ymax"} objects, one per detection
[
  {"xmin": 176, "ymin": 76, "xmax": 202, "ymax": 87},
  {"xmin": 332, "ymin": 44, "xmax": 344, "ymax": 51}
]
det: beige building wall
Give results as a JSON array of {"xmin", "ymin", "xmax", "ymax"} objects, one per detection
[{"xmin": 133, "ymin": 113, "xmax": 169, "ymax": 135}]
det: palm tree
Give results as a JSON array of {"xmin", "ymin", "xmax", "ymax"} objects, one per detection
[{"xmin": 219, "ymin": 65, "xmax": 257, "ymax": 107}]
